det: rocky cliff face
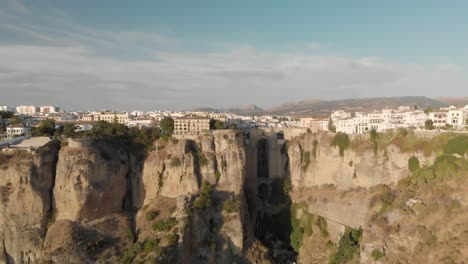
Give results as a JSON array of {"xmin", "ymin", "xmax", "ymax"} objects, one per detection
[
  {"xmin": 54, "ymin": 144, "xmax": 129, "ymax": 222},
  {"xmin": 0, "ymin": 143, "xmax": 59, "ymax": 264},
  {"xmin": 0, "ymin": 131, "xmax": 258, "ymax": 264},
  {"xmin": 1, "ymin": 129, "xmax": 465, "ymax": 264},
  {"xmin": 134, "ymin": 130, "xmax": 252, "ymax": 263},
  {"xmin": 284, "ymin": 131, "xmax": 468, "ymax": 263}
]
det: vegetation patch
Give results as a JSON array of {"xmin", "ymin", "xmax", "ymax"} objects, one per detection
[
  {"xmin": 408, "ymin": 156, "xmax": 420, "ymax": 172},
  {"xmin": 312, "ymin": 139, "xmax": 319, "ymax": 159},
  {"xmin": 193, "ymin": 181, "xmax": 213, "ymax": 209},
  {"xmin": 371, "ymin": 249, "xmax": 385, "ymax": 260},
  {"xmin": 170, "ymin": 157, "xmax": 181, "ymax": 167},
  {"xmin": 152, "ymin": 217, "xmax": 177, "ymax": 232},
  {"xmin": 301, "ymin": 151, "xmax": 311, "ymax": 172},
  {"xmin": 443, "ymin": 135, "xmax": 468, "ymax": 156},
  {"xmin": 331, "ymin": 133, "xmax": 350, "ymax": 157},
  {"xmin": 290, "ymin": 202, "xmax": 316, "ymax": 252},
  {"xmin": 222, "ymin": 197, "xmax": 241, "ymax": 214},
  {"xmin": 215, "ymin": 170, "xmax": 221, "ymax": 183},
  {"xmin": 145, "ymin": 210, "xmax": 159, "ymax": 221},
  {"xmin": 329, "ymin": 227, "xmax": 362, "ymax": 264}
]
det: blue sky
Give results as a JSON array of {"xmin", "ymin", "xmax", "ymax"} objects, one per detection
[{"xmin": 0, "ymin": 0, "xmax": 467, "ymax": 110}]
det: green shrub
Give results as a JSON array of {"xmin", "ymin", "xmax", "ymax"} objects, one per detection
[
  {"xmin": 167, "ymin": 233, "xmax": 180, "ymax": 246},
  {"xmin": 408, "ymin": 156, "xmax": 420, "ymax": 172},
  {"xmin": 145, "ymin": 210, "xmax": 159, "ymax": 221},
  {"xmin": 312, "ymin": 140, "xmax": 319, "ymax": 159},
  {"xmin": 144, "ymin": 239, "xmax": 158, "ymax": 253},
  {"xmin": 132, "ymin": 241, "xmax": 143, "ymax": 254},
  {"xmin": 198, "ymin": 153, "xmax": 208, "ymax": 167},
  {"xmin": 307, "ymin": 128, "xmax": 312, "ymax": 134},
  {"xmin": 443, "ymin": 135, "xmax": 468, "ymax": 156},
  {"xmin": 290, "ymin": 216, "xmax": 303, "ymax": 253},
  {"xmin": 152, "ymin": 218, "xmax": 177, "ymax": 232},
  {"xmin": 331, "ymin": 133, "xmax": 350, "ymax": 157},
  {"xmin": 329, "ymin": 227, "xmax": 362, "ymax": 264},
  {"xmin": 193, "ymin": 181, "xmax": 213, "ymax": 209},
  {"xmin": 316, "ymin": 216, "xmax": 329, "ymax": 237},
  {"xmin": 170, "ymin": 157, "xmax": 181, "ymax": 167},
  {"xmin": 371, "ymin": 249, "xmax": 384, "ymax": 260},
  {"xmin": 215, "ymin": 170, "xmax": 221, "ymax": 183},
  {"xmin": 302, "ymin": 151, "xmax": 311, "ymax": 172},
  {"xmin": 223, "ymin": 198, "xmax": 240, "ymax": 213}
]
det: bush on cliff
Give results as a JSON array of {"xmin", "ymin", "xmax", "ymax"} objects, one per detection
[
  {"xmin": 408, "ymin": 156, "xmax": 420, "ymax": 172},
  {"xmin": 443, "ymin": 135, "xmax": 468, "ymax": 156},
  {"xmin": 170, "ymin": 157, "xmax": 181, "ymax": 167},
  {"xmin": 331, "ymin": 133, "xmax": 350, "ymax": 157},
  {"xmin": 329, "ymin": 227, "xmax": 362, "ymax": 264},
  {"xmin": 193, "ymin": 181, "xmax": 213, "ymax": 209},
  {"xmin": 152, "ymin": 217, "xmax": 177, "ymax": 232}
]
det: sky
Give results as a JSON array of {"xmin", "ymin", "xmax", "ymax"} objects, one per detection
[{"xmin": 0, "ymin": 0, "xmax": 468, "ymax": 111}]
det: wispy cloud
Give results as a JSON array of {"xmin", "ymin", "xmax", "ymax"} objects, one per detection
[
  {"xmin": 307, "ymin": 42, "xmax": 321, "ymax": 50},
  {"xmin": 0, "ymin": 2, "xmax": 467, "ymax": 110},
  {"xmin": 1, "ymin": 44, "xmax": 467, "ymax": 110},
  {"xmin": 5, "ymin": 0, "xmax": 30, "ymax": 15}
]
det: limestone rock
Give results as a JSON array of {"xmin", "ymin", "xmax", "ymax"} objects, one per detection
[
  {"xmin": 0, "ymin": 146, "xmax": 58, "ymax": 264},
  {"xmin": 54, "ymin": 144, "xmax": 128, "ymax": 221}
]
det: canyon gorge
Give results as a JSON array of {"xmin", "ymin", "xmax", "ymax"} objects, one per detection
[{"xmin": 0, "ymin": 128, "xmax": 467, "ymax": 263}]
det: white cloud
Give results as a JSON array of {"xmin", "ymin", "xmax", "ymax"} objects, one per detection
[
  {"xmin": 0, "ymin": 4, "xmax": 467, "ymax": 111},
  {"xmin": 0, "ymin": 44, "xmax": 467, "ymax": 110},
  {"xmin": 5, "ymin": 0, "xmax": 30, "ymax": 15},
  {"xmin": 307, "ymin": 42, "xmax": 321, "ymax": 50}
]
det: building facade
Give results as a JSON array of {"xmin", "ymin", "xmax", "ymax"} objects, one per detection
[
  {"xmin": 174, "ymin": 115, "xmax": 210, "ymax": 135},
  {"xmin": 16, "ymin": 105, "xmax": 38, "ymax": 115}
]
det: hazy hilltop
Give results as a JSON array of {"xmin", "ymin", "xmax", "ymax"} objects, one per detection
[
  {"xmin": 436, "ymin": 97, "xmax": 468, "ymax": 107},
  {"xmin": 196, "ymin": 96, "xmax": 450, "ymax": 116}
]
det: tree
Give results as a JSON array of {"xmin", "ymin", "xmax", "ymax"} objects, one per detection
[
  {"xmin": 159, "ymin": 117, "xmax": 174, "ymax": 134},
  {"xmin": 425, "ymin": 119, "xmax": 434, "ymax": 130},
  {"xmin": 408, "ymin": 156, "xmax": 420, "ymax": 172},
  {"xmin": 62, "ymin": 123, "xmax": 77, "ymax": 138},
  {"xmin": 32, "ymin": 119, "xmax": 56, "ymax": 137},
  {"xmin": 10, "ymin": 115, "xmax": 23, "ymax": 125},
  {"xmin": 328, "ymin": 117, "xmax": 336, "ymax": 133},
  {"xmin": 424, "ymin": 107, "xmax": 433, "ymax": 114},
  {"xmin": 0, "ymin": 111, "xmax": 13, "ymax": 119},
  {"xmin": 210, "ymin": 119, "xmax": 225, "ymax": 130}
]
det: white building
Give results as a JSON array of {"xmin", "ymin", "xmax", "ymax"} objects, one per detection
[
  {"xmin": 447, "ymin": 109, "xmax": 467, "ymax": 128},
  {"xmin": 6, "ymin": 125, "xmax": 31, "ymax": 137},
  {"xmin": 174, "ymin": 115, "xmax": 210, "ymax": 135},
  {"xmin": 92, "ymin": 111, "xmax": 131, "ymax": 124},
  {"xmin": 16, "ymin": 105, "xmax": 38, "ymax": 115},
  {"xmin": 39, "ymin": 106, "xmax": 60, "ymax": 114},
  {"xmin": 403, "ymin": 110, "xmax": 428, "ymax": 128},
  {"xmin": 128, "ymin": 119, "xmax": 155, "ymax": 128},
  {"xmin": 0, "ymin": 105, "xmax": 12, "ymax": 112},
  {"xmin": 429, "ymin": 110, "xmax": 448, "ymax": 127}
]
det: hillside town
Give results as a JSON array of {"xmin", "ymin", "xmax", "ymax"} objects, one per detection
[{"xmin": 1, "ymin": 104, "xmax": 468, "ymax": 144}]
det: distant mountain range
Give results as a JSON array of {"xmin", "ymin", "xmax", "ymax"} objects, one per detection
[{"xmin": 194, "ymin": 96, "xmax": 467, "ymax": 116}]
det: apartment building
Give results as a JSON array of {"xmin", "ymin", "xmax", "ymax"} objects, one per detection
[
  {"xmin": 16, "ymin": 105, "xmax": 38, "ymax": 115},
  {"xmin": 300, "ymin": 117, "xmax": 329, "ymax": 132},
  {"xmin": 448, "ymin": 109, "xmax": 467, "ymax": 128},
  {"xmin": 92, "ymin": 111, "xmax": 131, "ymax": 124},
  {"xmin": 6, "ymin": 125, "xmax": 31, "ymax": 137},
  {"xmin": 174, "ymin": 115, "xmax": 210, "ymax": 135},
  {"xmin": 39, "ymin": 106, "xmax": 60, "ymax": 114},
  {"xmin": 0, "ymin": 105, "xmax": 12, "ymax": 112},
  {"xmin": 429, "ymin": 111, "xmax": 448, "ymax": 127}
]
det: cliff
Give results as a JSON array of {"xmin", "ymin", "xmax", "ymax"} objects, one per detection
[
  {"xmin": 0, "ymin": 129, "xmax": 466, "ymax": 264},
  {"xmin": 0, "ymin": 143, "xmax": 59, "ymax": 264}
]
